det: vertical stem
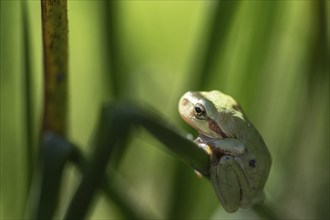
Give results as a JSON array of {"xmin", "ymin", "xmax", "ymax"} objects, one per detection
[
  {"xmin": 41, "ymin": 0, "xmax": 68, "ymax": 137},
  {"xmin": 189, "ymin": 1, "xmax": 239, "ymax": 91},
  {"xmin": 102, "ymin": 1, "xmax": 127, "ymax": 99},
  {"xmin": 22, "ymin": 0, "xmax": 34, "ymax": 196}
]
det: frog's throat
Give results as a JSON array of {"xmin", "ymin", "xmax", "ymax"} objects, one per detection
[{"xmin": 207, "ymin": 117, "xmax": 228, "ymax": 138}]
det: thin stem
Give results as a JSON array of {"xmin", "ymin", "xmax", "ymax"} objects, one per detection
[{"xmin": 40, "ymin": 0, "xmax": 68, "ymax": 137}]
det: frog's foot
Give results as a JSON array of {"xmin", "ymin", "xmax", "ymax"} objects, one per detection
[{"xmin": 194, "ymin": 138, "xmax": 212, "ymax": 156}]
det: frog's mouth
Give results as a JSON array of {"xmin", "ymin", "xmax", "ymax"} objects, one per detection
[{"xmin": 207, "ymin": 118, "xmax": 228, "ymax": 139}]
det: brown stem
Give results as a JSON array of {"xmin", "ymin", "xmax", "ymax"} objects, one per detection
[{"xmin": 41, "ymin": 0, "xmax": 68, "ymax": 136}]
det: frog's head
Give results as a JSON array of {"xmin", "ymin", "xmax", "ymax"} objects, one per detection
[{"xmin": 178, "ymin": 91, "xmax": 228, "ymax": 138}]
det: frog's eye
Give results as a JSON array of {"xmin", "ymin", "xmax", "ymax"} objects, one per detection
[{"xmin": 194, "ymin": 103, "xmax": 207, "ymax": 120}]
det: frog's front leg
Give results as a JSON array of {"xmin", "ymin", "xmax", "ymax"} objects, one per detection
[
  {"xmin": 210, "ymin": 155, "xmax": 252, "ymax": 213},
  {"xmin": 197, "ymin": 136, "xmax": 246, "ymax": 156}
]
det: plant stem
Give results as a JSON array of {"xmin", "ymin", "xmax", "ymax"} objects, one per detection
[{"xmin": 40, "ymin": 0, "xmax": 68, "ymax": 137}]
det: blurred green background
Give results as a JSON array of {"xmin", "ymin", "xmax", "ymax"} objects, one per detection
[{"xmin": 1, "ymin": 1, "xmax": 329, "ymax": 219}]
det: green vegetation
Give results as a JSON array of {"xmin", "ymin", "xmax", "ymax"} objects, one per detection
[{"xmin": 1, "ymin": 1, "xmax": 329, "ymax": 219}]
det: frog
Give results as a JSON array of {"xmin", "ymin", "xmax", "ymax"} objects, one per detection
[{"xmin": 178, "ymin": 90, "xmax": 271, "ymax": 213}]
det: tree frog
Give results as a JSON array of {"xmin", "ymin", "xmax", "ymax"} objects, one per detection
[{"xmin": 178, "ymin": 90, "xmax": 271, "ymax": 213}]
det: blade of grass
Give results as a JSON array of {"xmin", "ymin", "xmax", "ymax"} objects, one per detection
[
  {"xmin": 65, "ymin": 103, "xmax": 209, "ymax": 219},
  {"xmin": 21, "ymin": 0, "xmax": 35, "ymax": 196},
  {"xmin": 133, "ymin": 105, "xmax": 209, "ymax": 175},
  {"xmin": 277, "ymin": 3, "xmax": 329, "ymax": 217},
  {"xmin": 30, "ymin": 132, "xmax": 77, "ymax": 219},
  {"xmin": 101, "ymin": 0, "xmax": 124, "ymax": 98},
  {"xmin": 41, "ymin": 0, "xmax": 68, "ymax": 136},
  {"xmin": 99, "ymin": 0, "xmax": 134, "ymax": 170},
  {"xmin": 71, "ymin": 150, "xmax": 154, "ymax": 219},
  {"xmin": 64, "ymin": 105, "xmax": 131, "ymax": 219},
  {"xmin": 189, "ymin": 1, "xmax": 239, "ymax": 91},
  {"xmin": 234, "ymin": 2, "xmax": 279, "ymax": 105}
]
